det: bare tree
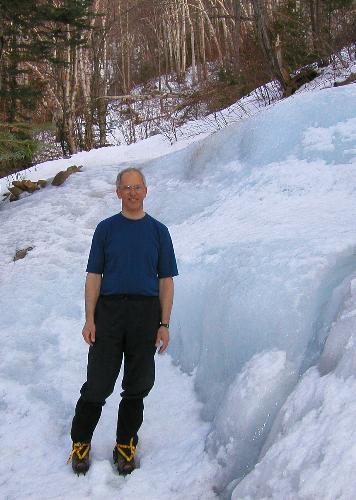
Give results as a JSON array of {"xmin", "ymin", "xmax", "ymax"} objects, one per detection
[{"xmin": 250, "ymin": 0, "xmax": 293, "ymax": 95}]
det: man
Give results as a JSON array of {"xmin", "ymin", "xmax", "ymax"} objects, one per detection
[{"xmin": 68, "ymin": 167, "xmax": 178, "ymax": 475}]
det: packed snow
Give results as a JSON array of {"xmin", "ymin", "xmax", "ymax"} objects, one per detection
[{"xmin": 1, "ymin": 78, "xmax": 356, "ymax": 499}]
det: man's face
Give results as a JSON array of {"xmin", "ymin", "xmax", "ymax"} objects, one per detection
[{"xmin": 116, "ymin": 171, "xmax": 147, "ymax": 213}]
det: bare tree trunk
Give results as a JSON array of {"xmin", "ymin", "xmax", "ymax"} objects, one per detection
[
  {"xmin": 184, "ymin": 0, "xmax": 197, "ymax": 85},
  {"xmin": 126, "ymin": 6, "xmax": 131, "ymax": 90},
  {"xmin": 199, "ymin": 10, "xmax": 207, "ymax": 80},
  {"xmin": 97, "ymin": 34, "xmax": 108, "ymax": 146},
  {"xmin": 171, "ymin": 0, "xmax": 182, "ymax": 80},
  {"xmin": 198, "ymin": 0, "xmax": 223, "ymax": 66},
  {"xmin": 250, "ymin": 0, "xmax": 292, "ymax": 95},
  {"xmin": 181, "ymin": 0, "xmax": 187, "ymax": 78},
  {"xmin": 118, "ymin": 0, "xmax": 127, "ymax": 93},
  {"xmin": 61, "ymin": 34, "xmax": 78, "ymax": 154},
  {"xmin": 232, "ymin": 0, "xmax": 241, "ymax": 75},
  {"xmin": 308, "ymin": 0, "xmax": 328, "ymax": 62},
  {"xmin": 309, "ymin": 0, "xmax": 319, "ymax": 53},
  {"xmin": 78, "ymin": 47, "xmax": 94, "ymax": 150}
]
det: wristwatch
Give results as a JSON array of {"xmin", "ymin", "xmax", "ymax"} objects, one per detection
[{"xmin": 159, "ymin": 322, "xmax": 169, "ymax": 328}]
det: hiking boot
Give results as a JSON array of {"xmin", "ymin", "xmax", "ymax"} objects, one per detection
[
  {"xmin": 113, "ymin": 438, "xmax": 136, "ymax": 475},
  {"xmin": 67, "ymin": 442, "xmax": 91, "ymax": 475}
]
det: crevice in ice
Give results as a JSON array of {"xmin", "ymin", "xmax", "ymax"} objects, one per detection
[
  {"xmin": 222, "ymin": 250, "xmax": 356, "ymax": 498},
  {"xmin": 300, "ymin": 249, "xmax": 356, "ymax": 375}
]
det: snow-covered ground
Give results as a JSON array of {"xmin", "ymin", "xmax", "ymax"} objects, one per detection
[
  {"xmin": 106, "ymin": 47, "xmax": 356, "ymax": 146},
  {"xmin": 0, "ymin": 354, "xmax": 216, "ymax": 499},
  {"xmin": 1, "ymin": 63, "xmax": 356, "ymax": 499},
  {"xmin": 0, "ymin": 134, "xmax": 218, "ymax": 499}
]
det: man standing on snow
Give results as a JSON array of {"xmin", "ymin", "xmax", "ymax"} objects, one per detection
[{"xmin": 68, "ymin": 167, "xmax": 178, "ymax": 475}]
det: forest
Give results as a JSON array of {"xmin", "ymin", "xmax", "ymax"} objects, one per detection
[{"xmin": 0, "ymin": 0, "xmax": 355, "ymax": 176}]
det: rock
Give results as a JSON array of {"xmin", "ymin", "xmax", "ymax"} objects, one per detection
[
  {"xmin": 12, "ymin": 179, "xmax": 40, "ymax": 193},
  {"xmin": 4, "ymin": 178, "xmax": 47, "ymax": 203},
  {"xmin": 13, "ymin": 246, "xmax": 34, "ymax": 261},
  {"xmin": 51, "ymin": 170, "xmax": 70, "ymax": 186},
  {"xmin": 66, "ymin": 165, "xmax": 82, "ymax": 174},
  {"xmin": 13, "ymin": 179, "xmax": 47, "ymax": 189},
  {"xmin": 334, "ymin": 73, "xmax": 356, "ymax": 87},
  {"xmin": 4, "ymin": 164, "xmax": 82, "ymax": 205},
  {"xmin": 8, "ymin": 186, "xmax": 24, "ymax": 198},
  {"xmin": 12, "ymin": 179, "xmax": 39, "ymax": 193},
  {"xmin": 11, "ymin": 181, "xmax": 24, "ymax": 189},
  {"xmin": 52, "ymin": 165, "xmax": 82, "ymax": 186},
  {"xmin": 23, "ymin": 179, "xmax": 40, "ymax": 192}
]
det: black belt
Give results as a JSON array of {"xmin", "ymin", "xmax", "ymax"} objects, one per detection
[{"xmin": 101, "ymin": 294, "xmax": 158, "ymax": 301}]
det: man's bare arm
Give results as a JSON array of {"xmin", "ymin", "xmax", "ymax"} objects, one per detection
[
  {"xmin": 156, "ymin": 277, "xmax": 174, "ymax": 353},
  {"xmin": 82, "ymin": 272, "xmax": 102, "ymax": 345}
]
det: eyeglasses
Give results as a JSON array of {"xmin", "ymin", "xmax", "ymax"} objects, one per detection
[{"xmin": 119, "ymin": 184, "xmax": 145, "ymax": 192}]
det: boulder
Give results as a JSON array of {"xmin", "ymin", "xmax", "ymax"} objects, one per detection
[
  {"xmin": 8, "ymin": 186, "xmax": 25, "ymax": 201},
  {"xmin": 11, "ymin": 181, "xmax": 24, "ymax": 189},
  {"xmin": 51, "ymin": 170, "xmax": 69, "ymax": 186},
  {"xmin": 13, "ymin": 246, "xmax": 34, "ymax": 261},
  {"xmin": 2, "ymin": 164, "xmax": 82, "ymax": 206},
  {"xmin": 13, "ymin": 179, "xmax": 39, "ymax": 193},
  {"xmin": 66, "ymin": 165, "xmax": 82, "ymax": 174},
  {"xmin": 334, "ymin": 73, "xmax": 356, "ymax": 87},
  {"xmin": 8, "ymin": 186, "xmax": 24, "ymax": 198},
  {"xmin": 51, "ymin": 165, "xmax": 82, "ymax": 186}
]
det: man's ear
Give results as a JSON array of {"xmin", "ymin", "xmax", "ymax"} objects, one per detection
[{"xmin": 116, "ymin": 187, "xmax": 122, "ymax": 199}]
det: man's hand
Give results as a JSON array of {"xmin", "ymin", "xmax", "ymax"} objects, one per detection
[
  {"xmin": 155, "ymin": 326, "xmax": 169, "ymax": 354},
  {"xmin": 82, "ymin": 320, "xmax": 96, "ymax": 346}
]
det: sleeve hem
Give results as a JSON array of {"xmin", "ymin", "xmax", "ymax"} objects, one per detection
[
  {"xmin": 158, "ymin": 272, "xmax": 179, "ymax": 279},
  {"xmin": 86, "ymin": 269, "xmax": 103, "ymax": 274}
]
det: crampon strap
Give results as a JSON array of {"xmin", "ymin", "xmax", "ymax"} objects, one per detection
[
  {"xmin": 67, "ymin": 442, "xmax": 90, "ymax": 464},
  {"xmin": 116, "ymin": 438, "xmax": 136, "ymax": 462}
]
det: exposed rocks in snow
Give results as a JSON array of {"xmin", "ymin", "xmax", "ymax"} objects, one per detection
[
  {"xmin": 13, "ymin": 246, "xmax": 34, "ymax": 261},
  {"xmin": 8, "ymin": 185, "xmax": 24, "ymax": 200},
  {"xmin": 1, "ymin": 165, "xmax": 82, "ymax": 203},
  {"xmin": 51, "ymin": 165, "xmax": 82, "ymax": 186},
  {"xmin": 334, "ymin": 72, "xmax": 356, "ymax": 87},
  {"xmin": 13, "ymin": 179, "xmax": 41, "ymax": 193},
  {"xmin": 6, "ymin": 179, "xmax": 46, "ymax": 201}
]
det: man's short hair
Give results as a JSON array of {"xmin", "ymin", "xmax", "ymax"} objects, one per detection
[{"xmin": 116, "ymin": 167, "xmax": 146, "ymax": 188}]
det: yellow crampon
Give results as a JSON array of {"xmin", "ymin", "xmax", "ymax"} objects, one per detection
[
  {"xmin": 67, "ymin": 442, "xmax": 90, "ymax": 464},
  {"xmin": 116, "ymin": 438, "xmax": 136, "ymax": 462}
]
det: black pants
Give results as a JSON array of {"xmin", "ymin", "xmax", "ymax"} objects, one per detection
[{"xmin": 71, "ymin": 294, "xmax": 160, "ymax": 445}]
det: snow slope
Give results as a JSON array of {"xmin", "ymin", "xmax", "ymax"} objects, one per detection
[
  {"xmin": 0, "ymin": 139, "xmax": 217, "ymax": 498},
  {"xmin": 143, "ymin": 84, "xmax": 356, "ymax": 496},
  {"xmin": 1, "ymin": 82, "xmax": 356, "ymax": 499}
]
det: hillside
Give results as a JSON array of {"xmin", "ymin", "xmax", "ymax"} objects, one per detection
[{"xmin": 0, "ymin": 80, "xmax": 356, "ymax": 499}]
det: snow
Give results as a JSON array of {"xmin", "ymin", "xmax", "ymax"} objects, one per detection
[
  {"xmin": 297, "ymin": 48, "xmax": 356, "ymax": 93},
  {"xmin": 0, "ymin": 130, "xmax": 217, "ymax": 499},
  {"xmin": 233, "ymin": 282, "xmax": 356, "ymax": 499},
  {"xmin": 0, "ymin": 133, "xmax": 207, "ymax": 194},
  {"xmin": 207, "ymin": 350, "xmax": 296, "ymax": 491},
  {"xmin": 1, "ymin": 61, "xmax": 356, "ymax": 499},
  {"xmin": 0, "ymin": 355, "xmax": 216, "ymax": 500}
]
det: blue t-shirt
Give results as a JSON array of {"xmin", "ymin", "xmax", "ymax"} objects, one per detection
[{"xmin": 86, "ymin": 213, "xmax": 178, "ymax": 296}]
